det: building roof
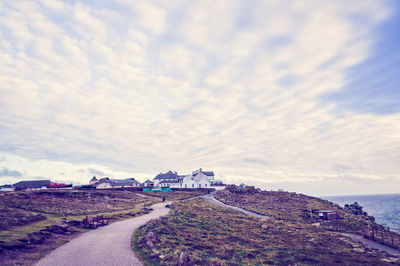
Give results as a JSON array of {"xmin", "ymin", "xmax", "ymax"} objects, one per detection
[
  {"xmin": 154, "ymin": 171, "xmax": 178, "ymax": 180},
  {"xmin": 90, "ymin": 176, "xmax": 98, "ymax": 181},
  {"xmin": 96, "ymin": 178, "xmax": 141, "ymax": 187},
  {"xmin": 202, "ymin": 171, "xmax": 214, "ymax": 176},
  {"xmin": 13, "ymin": 180, "xmax": 51, "ymax": 189},
  {"xmin": 0, "ymin": 184, "xmax": 13, "ymax": 188},
  {"xmin": 109, "ymin": 178, "xmax": 140, "ymax": 184},
  {"xmin": 143, "ymin": 179, "xmax": 154, "ymax": 184}
]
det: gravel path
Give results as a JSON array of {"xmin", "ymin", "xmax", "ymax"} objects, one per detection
[
  {"xmin": 340, "ymin": 233, "xmax": 400, "ymax": 257},
  {"xmin": 36, "ymin": 201, "xmax": 171, "ymax": 266},
  {"xmin": 200, "ymin": 193, "xmax": 268, "ymax": 219}
]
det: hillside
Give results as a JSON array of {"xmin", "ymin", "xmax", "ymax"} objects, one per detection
[{"xmin": 134, "ymin": 188, "xmax": 400, "ymax": 265}]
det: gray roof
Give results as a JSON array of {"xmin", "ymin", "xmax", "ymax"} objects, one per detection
[
  {"xmin": 13, "ymin": 180, "xmax": 51, "ymax": 189},
  {"xmin": 203, "ymin": 171, "xmax": 214, "ymax": 176},
  {"xmin": 96, "ymin": 178, "xmax": 141, "ymax": 187},
  {"xmin": 154, "ymin": 171, "xmax": 178, "ymax": 180},
  {"xmin": 0, "ymin": 184, "xmax": 13, "ymax": 188},
  {"xmin": 109, "ymin": 178, "xmax": 140, "ymax": 184}
]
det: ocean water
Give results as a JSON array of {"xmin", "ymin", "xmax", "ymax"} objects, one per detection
[{"xmin": 323, "ymin": 194, "xmax": 400, "ymax": 232}]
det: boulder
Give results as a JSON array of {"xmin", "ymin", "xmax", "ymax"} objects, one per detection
[{"xmin": 178, "ymin": 251, "xmax": 192, "ymax": 266}]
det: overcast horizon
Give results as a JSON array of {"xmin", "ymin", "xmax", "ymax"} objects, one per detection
[{"xmin": 1, "ymin": 0, "xmax": 399, "ymax": 196}]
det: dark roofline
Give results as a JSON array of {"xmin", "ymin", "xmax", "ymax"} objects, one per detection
[
  {"xmin": 202, "ymin": 171, "xmax": 214, "ymax": 176},
  {"xmin": 13, "ymin": 180, "xmax": 51, "ymax": 188},
  {"xmin": 154, "ymin": 171, "xmax": 178, "ymax": 180}
]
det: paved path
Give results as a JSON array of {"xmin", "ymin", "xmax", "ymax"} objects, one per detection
[
  {"xmin": 200, "ymin": 193, "xmax": 268, "ymax": 219},
  {"xmin": 37, "ymin": 201, "xmax": 171, "ymax": 266},
  {"xmin": 340, "ymin": 233, "xmax": 400, "ymax": 257}
]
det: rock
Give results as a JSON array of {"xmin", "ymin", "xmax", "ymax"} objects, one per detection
[
  {"xmin": 178, "ymin": 251, "xmax": 191, "ymax": 266},
  {"xmin": 145, "ymin": 231, "xmax": 160, "ymax": 243},
  {"xmin": 152, "ymin": 248, "xmax": 160, "ymax": 255},
  {"xmin": 261, "ymin": 224, "xmax": 269, "ymax": 229},
  {"xmin": 146, "ymin": 240, "xmax": 154, "ymax": 248}
]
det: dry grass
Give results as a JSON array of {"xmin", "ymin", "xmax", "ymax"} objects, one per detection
[
  {"xmin": 134, "ymin": 198, "xmax": 394, "ymax": 265},
  {"xmin": 214, "ymin": 189, "xmax": 375, "ymax": 233},
  {"xmin": 0, "ymin": 189, "xmax": 160, "ymax": 265}
]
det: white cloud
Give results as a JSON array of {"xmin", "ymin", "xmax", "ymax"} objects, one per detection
[{"xmin": 0, "ymin": 0, "xmax": 398, "ymax": 195}]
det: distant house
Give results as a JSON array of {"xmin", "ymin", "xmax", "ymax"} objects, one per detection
[
  {"xmin": 109, "ymin": 178, "xmax": 141, "ymax": 188},
  {"xmin": 89, "ymin": 176, "xmax": 98, "ymax": 185},
  {"xmin": 143, "ymin": 179, "xmax": 154, "ymax": 188},
  {"xmin": 315, "ymin": 210, "xmax": 338, "ymax": 220},
  {"xmin": 95, "ymin": 177, "xmax": 141, "ymax": 189},
  {"xmin": 96, "ymin": 182, "xmax": 112, "ymax": 189},
  {"xmin": 0, "ymin": 184, "xmax": 14, "ymax": 192},
  {"xmin": 181, "ymin": 169, "xmax": 211, "ymax": 188},
  {"xmin": 13, "ymin": 180, "xmax": 51, "ymax": 191},
  {"xmin": 153, "ymin": 171, "xmax": 183, "ymax": 188},
  {"xmin": 153, "ymin": 169, "xmax": 224, "ymax": 189},
  {"xmin": 181, "ymin": 169, "xmax": 223, "ymax": 189}
]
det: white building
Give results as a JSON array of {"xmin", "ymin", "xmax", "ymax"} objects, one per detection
[
  {"xmin": 153, "ymin": 169, "xmax": 224, "ymax": 189},
  {"xmin": 153, "ymin": 171, "xmax": 183, "ymax": 188},
  {"xmin": 181, "ymin": 168, "xmax": 221, "ymax": 188}
]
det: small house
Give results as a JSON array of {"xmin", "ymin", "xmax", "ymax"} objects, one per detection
[
  {"xmin": 315, "ymin": 210, "xmax": 338, "ymax": 220},
  {"xmin": 0, "ymin": 184, "xmax": 14, "ymax": 192},
  {"xmin": 13, "ymin": 180, "xmax": 51, "ymax": 191},
  {"xmin": 143, "ymin": 179, "xmax": 154, "ymax": 188},
  {"xmin": 89, "ymin": 176, "xmax": 98, "ymax": 185}
]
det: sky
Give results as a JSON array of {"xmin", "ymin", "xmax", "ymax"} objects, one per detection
[{"xmin": 0, "ymin": 0, "xmax": 399, "ymax": 196}]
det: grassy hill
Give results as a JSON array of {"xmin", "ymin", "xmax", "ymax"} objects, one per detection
[
  {"xmin": 0, "ymin": 189, "xmax": 206, "ymax": 265},
  {"xmin": 133, "ymin": 188, "xmax": 400, "ymax": 265}
]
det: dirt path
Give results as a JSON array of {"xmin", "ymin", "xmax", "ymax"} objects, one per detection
[
  {"xmin": 36, "ymin": 201, "xmax": 171, "ymax": 266},
  {"xmin": 340, "ymin": 233, "xmax": 400, "ymax": 257},
  {"xmin": 200, "ymin": 193, "xmax": 268, "ymax": 219}
]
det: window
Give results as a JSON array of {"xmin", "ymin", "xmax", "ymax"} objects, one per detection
[
  {"xmin": 205, "ymin": 184, "xmax": 207, "ymax": 187},
  {"xmin": 192, "ymin": 184, "xmax": 194, "ymax": 188},
  {"xmin": 185, "ymin": 184, "xmax": 187, "ymax": 188},
  {"xmin": 199, "ymin": 184, "xmax": 201, "ymax": 188}
]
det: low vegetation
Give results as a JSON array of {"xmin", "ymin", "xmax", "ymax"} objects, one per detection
[
  {"xmin": 0, "ymin": 189, "xmax": 159, "ymax": 265},
  {"xmin": 214, "ymin": 188, "xmax": 376, "ymax": 233},
  {"xmin": 134, "ymin": 198, "xmax": 396, "ymax": 265}
]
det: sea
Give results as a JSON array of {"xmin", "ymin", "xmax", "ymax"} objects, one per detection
[{"xmin": 323, "ymin": 194, "xmax": 400, "ymax": 232}]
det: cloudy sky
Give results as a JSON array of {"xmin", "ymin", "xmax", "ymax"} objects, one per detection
[{"xmin": 0, "ymin": 0, "xmax": 399, "ymax": 196}]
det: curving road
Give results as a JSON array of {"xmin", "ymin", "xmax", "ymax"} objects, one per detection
[{"xmin": 36, "ymin": 201, "xmax": 171, "ymax": 266}]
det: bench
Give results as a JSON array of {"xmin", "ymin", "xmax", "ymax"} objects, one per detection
[
  {"xmin": 96, "ymin": 214, "xmax": 108, "ymax": 226},
  {"xmin": 83, "ymin": 216, "xmax": 98, "ymax": 229},
  {"xmin": 83, "ymin": 215, "xmax": 109, "ymax": 228}
]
